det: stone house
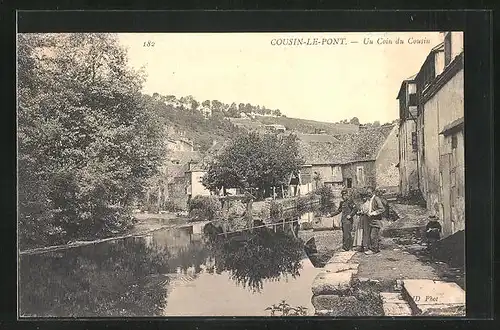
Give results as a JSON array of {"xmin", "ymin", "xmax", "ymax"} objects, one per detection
[
  {"xmin": 414, "ymin": 32, "xmax": 464, "ymax": 237},
  {"xmin": 396, "ymin": 74, "xmax": 419, "ymax": 196},
  {"xmin": 296, "ymin": 125, "xmax": 400, "ymax": 200}
]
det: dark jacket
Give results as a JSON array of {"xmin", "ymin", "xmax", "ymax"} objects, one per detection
[{"xmin": 332, "ymin": 199, "xmax": 358, "ymax": 223}]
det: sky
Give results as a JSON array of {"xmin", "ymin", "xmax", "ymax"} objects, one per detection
[{"xmin": 118, "ymin": 32, "xmax": 445, "ymax": 124}]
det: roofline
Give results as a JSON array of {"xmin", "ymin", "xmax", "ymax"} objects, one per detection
[
  {"xmin": 303, "ymin": 159, "xmax": 376, "ymax": 167},
  {"xmin": 415, "ymin": 41, "xmax": 445, "ymax": 83},
  {"xmin": 439, "ymin": 117, "xmax": 464, "ymax": 136},
  {"xmin": 396, "ymin": 75, "xmax": 417, "ymax": 99}
]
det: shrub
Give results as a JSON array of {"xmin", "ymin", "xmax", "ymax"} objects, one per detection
[
  {"xmin": 163, "ymin": 200, "xmax": 183, "ymax": 212},
  {"xmin": 316, "ymin": 186, "xmax": 335, "ymax": 215},
  {"xmin": 223, "ymin": 200, "xmax": 248, "ymax": 232},
  {"xmin": 301, "ymin": 222, "xmax": 314, "ymax": 230},
  {"xmin": 269, "ymin": 201, "xmax": 284, "ymax": 223},
  {"xmin": 188, "ymin": 195, "xmax": 222, "ymax": 222},
  {"xmin": 256, "ymin": 202, "xmax": 270, "ymax": 220}
]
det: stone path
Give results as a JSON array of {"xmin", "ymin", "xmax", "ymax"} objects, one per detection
[
  {"xmin": 380, "ymin": 292, "xmax": 412, "ymax": 316},
  {"xmin": 402, "ymin": 279, "xmax": 466, "ymax": 316},
  {"xmin": 308, "ymin": 244, "xmax": 465, "ymax": 317}
]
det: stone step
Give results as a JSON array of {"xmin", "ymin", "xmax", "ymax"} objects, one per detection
[
  {"xmin": 326, "ymin": 250, "xmax": 356, "ymax": 264},
  {"xmin": 402, "ymin": 279, "xmax": 465, "ymax": 316},
  {"xmin": 311, "ymin": 268, "xmax": 357, "ymax": 296},
  {"xmin": 380, "ymin": 292, "xmax": 412, "ymax": 316}
]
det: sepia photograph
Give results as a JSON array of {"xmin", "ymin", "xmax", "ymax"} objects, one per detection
[{"xmin": 17, "ymin": 31, "xmax": 465, "ymax": 318}]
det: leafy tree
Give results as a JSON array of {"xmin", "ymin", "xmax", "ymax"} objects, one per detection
[
  {"xmin": 227, "ymin": 102, "xmax": 240, "ymax": 118},
  {"xmin": 350, "ymin": 117, "xmax": 360, "ymax": 125},
  {"xmin": 202, "ymin": 100, "xmax": 211, "ymax": 108},
  {"xmin": 238, "ymin": 103, "xmax": 245, "ymax": 112},
  {"xmin": 272, "ymin": 109, "xmax": 282, "ymax": 117},
  {"xmin": 17, "ymin": 33, "xmax": 165, "ymax": 249},
  {"xmin": 165, "ymin": 94, "xmax": 176, "ymax": 100},
  {"xmin": 372, "ymin": 120, "xmax": 381, "ymax": 127},
  {"xmin": 191, "ymin": 99, "xmax": 200, "ymax": 112},
  {"xmin": 211, "ymin": 100, "xmax": 224, "ymax": 114},
  {"xmin": 202, "ymin": 132, "xmax": 303, "ymax": 199}
]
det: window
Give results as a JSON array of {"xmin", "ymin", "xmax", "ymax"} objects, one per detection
[
  {"xmin": 346, "ymin": 178, "xmax": 352, "ymax": 188},
  {"xmin": 451, "ymin": 135, "xmax": 458, "ymax": 149},
  {"xmin": 408, "ymin": 93, "xmax": 418, "ymax": 107},
  {"xmin": 356, "ymin": 166, "xmax": 365, "ymax": 186},
  {"xmin": 444, "ymin": 32, "xmax": 452, "ymax": 66},
  {"xmin": 411, "ymin": 132, "xmax": 418, "ymax": 152},
  {"xmin": 421, "ymin": 125, "xmax": 425, "ymax": 159}
]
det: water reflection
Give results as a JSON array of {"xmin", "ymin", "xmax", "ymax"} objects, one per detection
[
  {"xmin": 19, "ymin": 224, "xmax": 306, "ymax": 317},
  {"xmin": 19, "ymin": 238, "xmax": 171, "ymax": 317},
  {"xmin": 205, "ymin": 226, "xmax": 304, "ymax": 292}
]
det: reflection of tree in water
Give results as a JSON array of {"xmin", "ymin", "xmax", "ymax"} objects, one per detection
[
  {"xmin": 206, "ymin": 226, "xmax": 304, "ymax": 292},
  {"xmin": 19, "ymin": 237, "xmax": 172, "ymax": 317},
  {"xmin": 167, "ymin": 240, "xmax": 210, "ymax": 275}
]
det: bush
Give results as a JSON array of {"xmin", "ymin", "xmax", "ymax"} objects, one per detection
[
  {"xmin": 316, "ymin": 186, "xmax": 335, "ymax": 215},
  {"xmin": 301, "ymin": 222, "xmax": 314, "ymax": 230},
  {"xmin": 188, "ymin": 195, "xmax": 222, "ymax": 222},
  {"xmin": 256, "ymin": 202, "xmax": 270, "ymax": 220},
  {"xmin": 223, "ymin": 200, "xmax": 248, "ymax": 232},
  {"xmin": 295, "ymin": 194, "xmax": 317, "ymax": 217},
  {"xmin": 269, "ymin": 201, "xmax": 284, "ymax": 223},
  {"xmin": 163, "ymin": 200, "xmax": 183, "ymax": 212}
]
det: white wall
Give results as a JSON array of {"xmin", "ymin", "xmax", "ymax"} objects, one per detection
[{"xmin": 191, "ymin": 171, "xmax": 211, "ymax": 196}]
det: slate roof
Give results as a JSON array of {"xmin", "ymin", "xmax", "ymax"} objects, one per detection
[
  {"xmin": 168, "ymin": 151, "xmax": 202, "ymax": 164},
  {"xmin": 298, "ymin": 125, "xmax": 395, "ymax": 165}
]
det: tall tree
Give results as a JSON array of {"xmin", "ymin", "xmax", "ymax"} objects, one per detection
[
  {"xmin": 227, "ymin": 102, "xmax": 240, "ymax": 118},
  {"xmin": 202, "ymin": 100, "xmax": 211, "ymax": 108},
  {"xmin": 349, "ymin": 117, "xmax": 360, "ymax": 125},
  {"xmin": 17, "ymin": 33, "xmax": 165, "ymax": 248},
  {"xmin": 211, "ymin": 100, "xmax": 224, "ymax": 113},
  {"xmin": 202, "ymin": 132, "xmax": 303, "ymax": 198}
]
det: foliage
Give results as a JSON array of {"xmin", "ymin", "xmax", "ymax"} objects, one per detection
[
  {"xmin": 188, "ymin": 195, "xmax": 222, "ymax": 222},
  {"xmin": 301, "ymin": 222, "xmax": 314, "ymax": 230},
  {"xmin": 316, "ymin": 186, "xmax": 336, "ymax": 215},
  {"xmin": 295, "ymin": 194, "xmax": 318, "ymax": 216},
  {"xmin": 265, "ymin": 300, "xmax": 308, "ymax": 316},
  {"xmin": 206, "ymin": 228, "xmax": 303, "ymax": 292},
  {"xmin": 201, "ymin": 132, "xmax": 303, "ymax": 197},
  {"xmin": 220, "ymin": 200, "xmax": 248, "ymax": 232},
  {"xmin": 269, "ymin": 201, "xmax": 284, "ymax": 222},
  {"xmin": 17, "ymin": 33, "xmax": 165, "ymax": 249},
  {"xmin": 143, "ymin": 93, "xmax": 244, "ymax": 151},
  {"xmin": 349, "ymin": 117, "xmax": 360, "ymax": 125},
  {"xmin": 255, "ymin": 202, "xmax": 270, "ymax": 221},
  {"xmin": 163, "ymin": 199, "xmax": 184, "ymax": 212},
  {"xmin": 19, "ymin": 237, "xmax": 171, "ymax": 317}
]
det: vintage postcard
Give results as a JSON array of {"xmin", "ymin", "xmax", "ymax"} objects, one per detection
[{"xmin": 17, "ymin": 31, "xmax": 465, "ymax": 317}]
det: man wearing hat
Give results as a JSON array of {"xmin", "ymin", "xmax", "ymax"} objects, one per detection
[{"xmin": 331, "ymin": 189, "xmax": 358, "ymax": 251}]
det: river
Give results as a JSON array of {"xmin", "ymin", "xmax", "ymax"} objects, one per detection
[{"xmin": 19, "ymin": 223, "xmax": 322, "ymax": 317}]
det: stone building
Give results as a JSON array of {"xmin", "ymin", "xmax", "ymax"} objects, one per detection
[
  {"xmin": 297, "ymin": 124, "xmax": 400, "ymax": 200},
  {"xmin": 413, "ymin": 32, "xmax": 464, "ymax": 237},
  {"xmin": 396, "ymin": 74, "xmax": 419, "ymax": 196}
]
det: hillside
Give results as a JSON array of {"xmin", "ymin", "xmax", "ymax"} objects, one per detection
[
  {"xmin": 144, "ymin": 92, "xmax": 394, "ymax": 154},
  {"xmin": 143, "ymin": 94, "xmax": 246, "ymax": 152},
  {"xmin": 255, "ymin": 115, "xmax": 360, "ymax": 135}
]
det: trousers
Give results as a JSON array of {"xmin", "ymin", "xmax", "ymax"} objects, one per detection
[
  {"xmin": 341, "ymin": 220, "xmax": 353, "ymax": 251},
  {"xmin": 360, "ymin": 215, "xmax": 371, "ymax": 250}
]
